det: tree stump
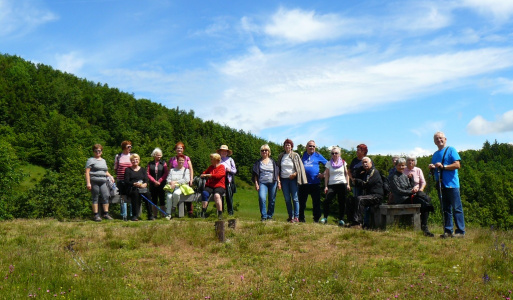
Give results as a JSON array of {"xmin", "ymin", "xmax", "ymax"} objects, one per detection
[{"xmin": 215, "ymin": 220, "xmax": 225, "ymax": 242}]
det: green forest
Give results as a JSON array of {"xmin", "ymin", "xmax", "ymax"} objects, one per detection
[{"xmin": 1, "ymin": 54, "xmax": 512, "ymax": 228}]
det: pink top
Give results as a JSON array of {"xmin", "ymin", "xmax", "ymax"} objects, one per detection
[
  {"xmin": 403, "ymin": 166, "xmax": 426, "ymax": 190},
  {"xmin": 115, "ymin": 153, "xmax": 132, "ymax": 181}
]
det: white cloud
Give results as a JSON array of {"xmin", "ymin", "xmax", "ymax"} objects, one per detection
[
  {"xmin": 467, "ymin": 110, "xmax": 513, "ymax": 135},
  {"xmin": 0, "ymin": 0, "xmax": 57, "ymax": 37},
  {"xmin": 263, "ymin": 7, "xmax": 367, "ymax": 43},
  {"xmin": 492, "ymin": 77, "xmax": 513, "ymax": 94},
  {"xmin": 460, "ymin": 0, "xmax": 513, "ymax": 22},
  {"xmin": 210, "ymin": 47, "xmax": 513, "ymax": 133},
  {"xmin": 55, "ymin": 52, "xmax": 85, "ymax": 74},
  {"xmin": 389, "ymin": 3, "xmax": 452, "ymax": 32}
]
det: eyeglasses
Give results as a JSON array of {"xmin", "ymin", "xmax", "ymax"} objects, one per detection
[
  {"xmin": 95, "ymin": 150, "xmax": 102, "ymax": 153},
  {"xmin": 331, "ymin": 152, "xmax": 339, "ymax": 155},
  {"xmin": 307, "ymin": 145, "xmax": 316, "ymax": 148},
  {"xmin": 261, "ymin": 149, "xmax": 269, "ymax": 152},
  {"xmin": 127, "ymin": 145, "xmax": 132, "ymax": 148}
]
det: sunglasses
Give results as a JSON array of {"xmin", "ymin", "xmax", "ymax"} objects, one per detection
[
  {"xmin": 94, "ymin": 150, "xmax": 102, "ymax": 153},
  {"xmin": 331, "ymin": 152, "xmax": 339, "ymax": 155},
  {"xmin": 127, "ymin": 145, "xmax": 132, "ymax": 148},
  {"xmin": 307, "ymin": 145, "xmax": 316, "ymax": 148},
  {"xmin": 261, "ymin": 149, "xmax": 269, "ymax": 152}
]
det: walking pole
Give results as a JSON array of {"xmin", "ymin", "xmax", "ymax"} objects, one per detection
[
  {"xmin": 140, "ymin": 194, "xmax": 169, "ymax": 217},
  {"xmin": 437, "ymin": 168, "xmax": 446, "ymax": 234}
]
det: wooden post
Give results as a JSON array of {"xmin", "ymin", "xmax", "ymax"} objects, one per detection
[
  {"xmin": 215, "ymin": 220, "xmax": 225, "ymax": 242},
  {"xmin": 228, "ymin": 219, "xmax": 236, "ymax": 229}
]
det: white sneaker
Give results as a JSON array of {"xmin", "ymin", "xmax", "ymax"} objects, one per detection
[{"xmin": 165, "ymin": 215, "xmax": 172, "ymax": 221}]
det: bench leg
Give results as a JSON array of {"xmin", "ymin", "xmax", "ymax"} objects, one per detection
[
  {"xmin": 178, "ymin": 202, "xmax": 185, "ymax": 218},
  {"xmin": 413, "ymin": 213, "xmax": 421, "ymax": 231}
]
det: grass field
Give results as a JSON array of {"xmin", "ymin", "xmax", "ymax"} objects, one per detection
[{"xmin": 1, "ymin": 188, "xmax": 512, "ymax": 299}]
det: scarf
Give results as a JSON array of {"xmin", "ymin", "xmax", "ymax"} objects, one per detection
[{"xmin": 331, "ymin": 158, "xmax": 344, "ymax": 169}]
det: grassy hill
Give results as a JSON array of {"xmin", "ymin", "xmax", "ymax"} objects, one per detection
[{"xmin": 1, "ymin": 216, "xmax": 511, "ymax": 299}]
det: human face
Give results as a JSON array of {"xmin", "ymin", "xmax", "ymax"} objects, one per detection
[
  {"xmin": 306, "ymin": 142, "xmax": 316, "ymax": 154},
  {"xmin": 331, "ymin": 150, "xmax": 340, "ymax": 158},
  {"xmin": 219, "ymin": 150, "xmax": 228, "ymax": 158},
  {"xmin": 176, "ymin": 146, "xmax": 184, "ymax": 154},
  {"xmin": 210, "ymin": 157, "xmax": 218, "ymax": 166},
  {"xmin": 362, "ymin": 158, "xmax": 372, "ymax": 170},
  {"xmin": 356, "ymin": 147, "xmax": 365, "ymax": 159},
  {"xmin": 154, "ymin": 153, "xmax": 162, "ymax": 162},
  {"xmin": 407, "ymin": 159, "xmax": 415, "ymax": 170},
  {"xmin": 93, "ymin": 149, "xmax": 102, "ymax": 158},
  {"xmin": 177, "ymin": 158, "xmax": 185, "ymax": 167},
  {"xmin": 284, "ymin": 143, "xmax": 292, "ymax": 153},
  {"xmin": 131, "ymin": 157, "xmax": 140, "ymax": 167},
  {"xmin": 396, "ymin": 163, "xmax": 406, "ymax": 173},
  {"xmin": 434, "ymin": 133, "xmax": 447, "ymax": 150},
  {"xmin": 260, "ymin": 148, "xmax": 269, "ymax": 158}
]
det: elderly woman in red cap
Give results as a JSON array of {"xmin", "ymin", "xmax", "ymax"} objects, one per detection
[{"xmin": 217, "ymin": 145, "xmax": 237, "ymax": 216}]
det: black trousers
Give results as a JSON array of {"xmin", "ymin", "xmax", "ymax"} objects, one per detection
[
  {"xmin": 299, "ymin": 184, "xmax": 322, "ymax": 221},
  {"xmin": 348, "ymin": 194, "xmax": 382, "ymax": 224}
]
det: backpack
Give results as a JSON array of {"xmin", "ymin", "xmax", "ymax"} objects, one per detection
[{"xmin": 192, "ymin": 176, "xmax": 206, "ymax": 193}]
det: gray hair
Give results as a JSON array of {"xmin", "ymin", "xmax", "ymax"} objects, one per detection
[
  {"xmin": 151, "ymin": 147, "xmax": 163, "ymax": 157},
  {"xmin": 395, "ymin": 157, "xmax": 406, "ymax": 166},
  {"xmin": 406, "ymin": 155, "xmax": 417, "ymax": 164}
]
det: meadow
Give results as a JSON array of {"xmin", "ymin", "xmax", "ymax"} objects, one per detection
[{"xmin": 1, "ymin": 188, "xmax": 512, "ymax": 299}]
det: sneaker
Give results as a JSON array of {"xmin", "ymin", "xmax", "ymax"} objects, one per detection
[
  {"xmin": 130, "ymin": 217, "xmax": 139, "ymax": 221},
  {"xmin": 298, "ymin": 218, "xmax": 306, "ymax": 223},
  {"xmin": 453, "ymin": 233, "xmax": 465, "ymax": 238},
  {"xmin": 440, "ymin": 232, "xmax": 453, "ymax": 239},
  {"xmin": 200, "ymin": 212, "xmax": 206, "ymax": 219},
  {"xmin": 93, "ymin": 215, "xmax": 102, "ymax": 222},
  {"xmin": 261, "ymin": 218, "xmax": 267, "ymax": 222},
  {"xmin": 320, "ymin": 218, "xmax": 327, "ymax": 224},
  {"xmin": 103, "ymin": 214, "xmax": 113, "ymax": 220},
  {"xmin": 294, "ymin": 217, "xmax": 299, "ymax": 223},
  {"xmin": 338, "ymin": 220, "xmax": 345, "ymax": 226},
  {"xmin": 165, "ymin": 215, "xmax": 172, "ymax": 221}
]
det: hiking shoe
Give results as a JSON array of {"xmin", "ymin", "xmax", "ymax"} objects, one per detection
[
  {"xmin": 103, "ymin": 214, "xmax": 113, "ymax": 220},
  {"xmin": 93, "ymin": 215, "xmax": 102, "ymax": 222},
  {"xmin": 453, "ymin": 233, "xmax": 465, "ymax": 238},
  {"xmin": 440, "ymin": 232, "xmax": 453, "ymax": 239},
  {"xmin": 423, "ymin": 230, "xmax": 435, "ymax": 237},
  {"xmin": 298, "ymin": 218, "xmax": 306, "ymax": 223},
  {"xmin": 338, "ymin": 220, "xmax": 345, "ymax": 227}
]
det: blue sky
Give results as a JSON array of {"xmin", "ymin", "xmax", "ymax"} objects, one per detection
[{"xmin": 2, "ymin": 0, "xmax": 513, "ymax": 157}]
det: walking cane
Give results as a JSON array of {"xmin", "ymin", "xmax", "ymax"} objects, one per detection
[{"xmin": 140, "ymin": 194, "xmax": 169, "ymax": 217}]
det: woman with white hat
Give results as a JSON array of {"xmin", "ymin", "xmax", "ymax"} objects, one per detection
[{"xmin": 217, "ymin": 145, "xmax": 237, "ymax": 216}]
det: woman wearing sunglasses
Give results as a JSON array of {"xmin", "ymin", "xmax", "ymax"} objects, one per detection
[
  {"xmin": 85, "ymin": 144, "xmax": 115, "ymax": 222},
  {"xmin": 252, "ymin": 144, "xmax": 280, "ymax": 221},
  {"xmin": 321, "ymin": 146, "xmax": 350, "ymax": 226}
]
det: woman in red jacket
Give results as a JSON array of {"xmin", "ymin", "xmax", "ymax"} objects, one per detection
[{"xmin": 200, "ymin": 153, "xmax": 226, "ymax": 219}]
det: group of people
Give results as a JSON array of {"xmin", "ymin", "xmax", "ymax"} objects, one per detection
[
  {"xmin": 85, "ymin": 131, "xmax": 466, "ymax": 238},
  {"xmin": 85, "ymin": 141, "xmax": 237, "ymax": 221}
]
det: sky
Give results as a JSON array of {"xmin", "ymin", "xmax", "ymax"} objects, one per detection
[{"xmin": 2, "ymin": 0, "xmax": 513, "ymax": 157}]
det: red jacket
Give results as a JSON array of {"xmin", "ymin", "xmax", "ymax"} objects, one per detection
[{"xmin": 203, "ymin": 164, "xmax": 226, "ymax": 189}]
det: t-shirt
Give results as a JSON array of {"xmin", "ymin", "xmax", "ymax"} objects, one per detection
[
  {"xmin": 85, "ymin": 157, "xmax": 108, "ymax": 178},
  {"xmin": 301, "ymin": 152, "xmax": 328, "ymax": 185},
  {"xmin": 115, "ymin": 153, "xmax": 132, "ymax": 181},
  {"xmin": 259, "ymin": 160, "xmax": 274, "ymax": 184},
  {"xmin": 280, "ymin": 153, "xmax": 295, "ymax": 178},
  {"xmin": 431, "ymin": 146, "xmax": 461, "ymax": 188},
  {"xmin": 325, "ymin": 161, "xmax": 347, "ymax": 185}
]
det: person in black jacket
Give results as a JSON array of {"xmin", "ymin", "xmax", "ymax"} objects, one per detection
[{"xmin": 347, "ymin": 157, "xmax": 383, "ymax": 228}]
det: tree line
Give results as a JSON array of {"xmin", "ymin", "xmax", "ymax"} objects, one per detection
[{"xmin": 0, "ymin": 54, "xmax": 512, "ymax": 228}]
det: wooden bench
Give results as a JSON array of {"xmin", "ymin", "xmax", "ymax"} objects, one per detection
[
  {"xmin": 379, "ymin": 204, "xmax": 421, "ymax": 230},
  {"xmin": 177, "ymin": 192, "xmax": 225, "ymax": 218}
]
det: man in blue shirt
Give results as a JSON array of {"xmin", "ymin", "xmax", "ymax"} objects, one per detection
[
  {"xmin": 298, "ymin": 140, "xmax": 327, "ymax": 222},
  {"xmin": 429, "ymin": 132, "xmax": 466, "ymax": 238}
]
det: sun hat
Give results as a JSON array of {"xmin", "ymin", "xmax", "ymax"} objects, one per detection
[{"xmin": 216, "ymin": 145, "xmax": 233, "ymax": 156}]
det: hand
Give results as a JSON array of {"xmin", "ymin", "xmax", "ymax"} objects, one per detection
[
  {"xmin": 289, "ymin": 173, "xmax": 296, "ymax": 179},
  {"xmin": 317, "ymin": 173, "xmax": 324, "ymax": 179},
  {"xmin": 324, "ymin": 187, "xmax": 328, "ymax": 194},
  {"xmin": 87, "ymin": 183, "xmax": 92, "ymax": 191},
  {"xmin": 346, "ymin": 184, "xmax": 351, "ymax": 191},
  {"xmin": 428, "ymin": 164, "xmax": 435, "ymax": 169},
  {"xmin": 277, "ymin": 182, "xmax": 282, "ymax": 191},
  {"xmin": 407, "ymin": 173, "xmax": 413, "ymax": 178},
  {"xmin": 255, "ymin": 183, "xmax": 259, "ymax": 191},
  {"xmin": 154, "ymin": 181, "xmax": 160, "ymax": 187},
  {"xmin": 226, "ymin": 167, "xmax": 231, "ymax": 172}
]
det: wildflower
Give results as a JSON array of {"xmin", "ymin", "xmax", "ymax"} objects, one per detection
[
  {"xmin": 240, "ymin": 275, "xmax": 244, "ymax": 281},
  {"xmin": 74, "ymin": 274, "xmax": 78, "ymax": 277},
  {"xmin": 483, "ymin": 273, "xmax": 490, "ymax": 284},
  {"xmin": 9, "ymin": 265, "xmax": 14, "ymax": 273},
  {"xmin": 47, "ymin": 290, "xmax": 50, "ymax": 293}
]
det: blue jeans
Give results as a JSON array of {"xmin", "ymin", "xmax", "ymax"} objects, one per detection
[
  {"xmin": 258, "ymin": 181, "xmax": 277, "ymax": 219},
  {"xmin": 438, "ymin": 187, "xmax": 466, "ymax": 234},
  {"xmin": 281, "ymin": 178, "xmax": 299, "ymax": 218}
]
